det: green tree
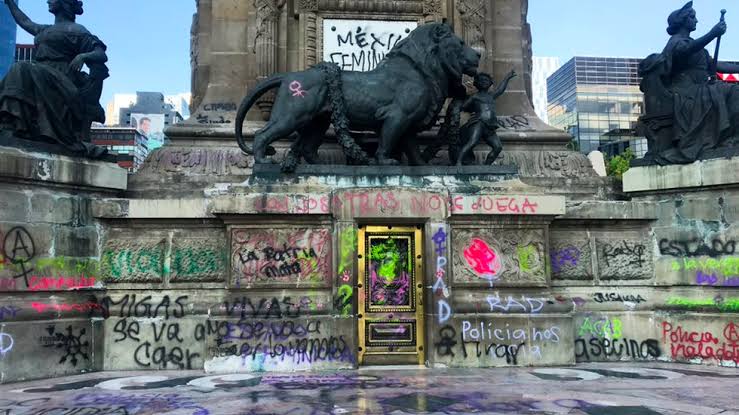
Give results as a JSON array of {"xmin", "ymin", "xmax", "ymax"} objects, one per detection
[{"xmin": 606, "ymin": 148, "xmax": 635, "ymax": 180}]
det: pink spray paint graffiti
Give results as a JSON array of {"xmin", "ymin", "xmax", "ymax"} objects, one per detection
[
  {"xmin": 289, "ymin": 81, "xmax": 307, "ymax": 97},
  {"xmin": 463, "ymin": 238, "xmax": 502, "ymax": 286}
]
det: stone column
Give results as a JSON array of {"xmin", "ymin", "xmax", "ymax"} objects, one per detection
[
  {"xmin": 190, "ymin": 0, "xmax": 211, "ymax": 114},
  {"xmin": 186, "ymin": 0, "xmax": 254, "ymax": 127},
  {"xmin": 487, "ymin": 0, "xmax": 533, "ymax": 119},
  {"xmin": 251, "ymin": 0, "xmax": 286, "ymax": 119}
]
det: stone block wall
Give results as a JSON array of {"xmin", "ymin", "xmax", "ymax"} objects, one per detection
[
  {"xmin": 0, "ymin": 147, "xmax": 127, "ymax": 382},
  {"xmin": 2, "ymin": 148, "xmax": 738, "ymax": 383}
]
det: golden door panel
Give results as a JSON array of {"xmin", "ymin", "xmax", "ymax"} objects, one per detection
[{"xmin": 358, "ymin": 226, "xmax": 424, "ymax": 365}]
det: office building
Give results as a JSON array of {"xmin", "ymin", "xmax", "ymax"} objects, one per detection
[
  {"xmin": 531, "ymin": 57, "xmax": 560, "ymax": 124},
  {"xmin": 106, "ymin": 91, "xmax": 185, "ymax": 150},
  {"xmin": 0, "ymin": 1, "xmax": 17, "ymax": 77},
  {"xmin": 165, "ymin": 93, "xmax": 191, "ymax": 120},
  {"xmin": 547, "ymin": 56, "xmax": 647, "ymax": 157},
  {"xmin": 90, "ymin": 127, "xmax": 149, "ymax": 173},
  {"xmin": 14, "ymin": 43, "xmax": 34, "ymax": 62},
  {"xmin": 547, "ymin": 56, "xmax": 739, "ymax": 158}
]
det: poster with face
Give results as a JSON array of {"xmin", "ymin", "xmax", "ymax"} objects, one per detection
[
  {"xmin": 131, "ymin": 113, "xmax": 165, "ymax": 149},
  {"xmin": 322, "ymin": 19, "xmax": 418, "ymax": 72}
]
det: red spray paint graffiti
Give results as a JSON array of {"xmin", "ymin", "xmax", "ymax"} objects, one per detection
[{"xmin": 463, "ymin": 238, "xmax": 502, "ymax": 284}]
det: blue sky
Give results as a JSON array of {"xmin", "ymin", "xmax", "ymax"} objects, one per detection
[
  {"xmin": 11, "ymin": 0, "xmax": 739, "ymax": 110},
  {"xmin": 531, "ymin": 0, "xmax": 739, "ymax": 64},
  {"xmin": 15, "ymin": 0, "xmax": 195, "ymax": 107}
]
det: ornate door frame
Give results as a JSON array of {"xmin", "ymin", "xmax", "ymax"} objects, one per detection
[{"xmin": 357, "ymin": 225, "xmax": 425, "ymax": 365}]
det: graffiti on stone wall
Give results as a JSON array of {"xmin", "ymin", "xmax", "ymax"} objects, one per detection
[
  {"xmin": 432, "ymin": 226, "xmax": 451, "ymax": 324},
  {"xmin": 578, "ymin": 317, "xmax": 622, "ymax": 339},
  {"xmin": 659, "ymin": 238, "xmax": 736, "ymax": 257},
  {"xmin": 207, "ymin": 319, "xmax": 354, "ymax": 370},
  {"xmin": 224, "ymin": 296, "xmax": 321, "ymax": 320},
  {"xmin": 435, "ymin": 321, "xmax": 561, "ymax": 365},
  {"xmin": 105, "ymin": 295, "xmax": 200, "ymax": 370},
  {"xmin": 662, "ymin": 321, "xmax": 739, "ymax": 365},
  {"xmin": 665, "ymin": 296, "xmax": 739, "ymax": 312},
  {"xmin": 335, "ymin": 227, "xmax": 356, "ymax": 316},
  {"xmin": 549, "ymin": 239, "xmax": 593, "ymax": 280},
  {"xmin": 485, "ymin": 294, "xmax": 545, "ymax": 314},
  {"xmin": 672, "ymin": 256, "xmax": 739, "ymax": 286},
  {"xmin": 231, "ymin": 228, "xmax": 331, "ymax": 287},
  {"xmin": 454, "ymin": 229, "xmax": 546, "ymax": 286},
  {"xmin": 597, "ymin": 239, "xmax": 652, "ymax": 280},
  {"xmin": 39, "ymin": 325, "xmax": 91, "ymax": 367},
  {"xmin": 252, "ymin": 191, "xmax": 543, "ymax": 216},
  {"xmin": 575, "ymin": 337, "xmax": 661, "ymax": 362},
  {"xmin": 0, "ymin": 226, "xmax": 99, "ymax": 291},
  {"xmin": 0, "ymin": 330, "xmax": 13, "ymax": 356},
  {"xmin": 592, "ymin": 292, "xmax": 647, "ymax": 305},
  {"xmin": 102, "ymin": 240, "xmax": 226, "ymax": 282}
]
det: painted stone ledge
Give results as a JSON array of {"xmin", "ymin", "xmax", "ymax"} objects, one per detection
[
  {"xmin": 623, "ymin": 156, "xmax": 739, "ymax": 193},
  {"xmin": 0, "ymin": 145, "xmax": 127, "ymax": 191},
  {"xmin": 92, "ymin": 198, "xmax": 212, "ymax": 219},
  {"xmin": 559, "ymin": 201, "xmax": 659, "ymax": 221},
  {"xmin": 209, "ymin": 191, "xmax": 566, "ymax": 219}
]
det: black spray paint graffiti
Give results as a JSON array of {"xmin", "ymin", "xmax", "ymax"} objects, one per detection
[
  {"xmin": 100, "ymin": 295, "xmax": 188, "ymax": 319},
  {"xmin": 211, "ymin": 320, "xmax": 353, "ymax": 366},
  {"xmin": 328, "ymin": 26, "xmax": 409, "ymax": 71},
  {"xmin": 435, "ymin": 326, "xmax": 459, "ymax": 357},
  {"xmin": 112, "ymin": 318, "xmax": 200, "ymax": 370},
  {"xmin": 496, "ymin": 115, "xmax": 531, "ymax": 130},
  {"xmin": 659, "ymin": 238, "xmax": 736, "ymax": 257},
  {"xmin": 40, "ymin": 326, "xmax": 90, "ymax": 367},
  {"xmin": 593, "ymin": 292, "xmax": 647, "ymax": 304},
  {"xmin": 575, "ymin": 337, "xmax": 661, "ymax": 362},
  {"xmin": 237, "ymin": 245, "xmax": 319, "ymax": 279},
  {"xmin": 601, "ymin": 241, "xmax": 646, "ymax": 267},
  {"xmin": 3, "ymin": 226, "xmax": 36, "ymax": 287},
  {"xmin": 223, "ymin": 296, "xmax": 311, "ymax": 320}
]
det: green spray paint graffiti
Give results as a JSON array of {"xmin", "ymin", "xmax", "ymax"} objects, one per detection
[
  {"xmin": 338, "ymin": 228, "xmax": 357, "ymax": 276},
  {"xmin": 102, "ymin": 247, "xmax": 164, "ymax": 279},
  {"xmin": 517, "ymin": 245, "xmax": 537, "ymax": 274},
  {"xmin": 671, "ymin": 257, "xmax": 739, "ymax": 275},
  {"xmin": 666, "ymin": 297, "xmax": 739, "ymax": 312},
  {"xmin": 102, "ymin": 246, "xmax": 226, "ymax": 280},
  {"xmin": 337, "ymin": 284, "xmax": 353, "ymax": 316},
  {"xmin": 578, "ymin": 317, "xmax": 623, "ymax": 339},
  {"xmin": 335, "ymin": 227, "xmax": 358, "ymax": 316},
  {"xmin": 171, "ymin": 247, "xmax": 227, "ymax": 279}
]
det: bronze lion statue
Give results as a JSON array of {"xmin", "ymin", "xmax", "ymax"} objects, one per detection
[{"xmin": 235, "ymin": 22, "xmax": 480, "ymax": 168}]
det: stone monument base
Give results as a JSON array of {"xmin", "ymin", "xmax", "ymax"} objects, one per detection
[{"xmin": 0, "ymin": 145, "xmax": 127, "ymax": 383}]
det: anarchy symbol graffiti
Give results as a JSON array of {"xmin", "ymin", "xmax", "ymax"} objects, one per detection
[{"xmin": 3, "ymin": 227, "xmax": 36, "ymax": 287}]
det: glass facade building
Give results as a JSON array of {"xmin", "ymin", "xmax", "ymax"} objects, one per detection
[
  {"xmin": 0, "ymin": 1, "xmax": 17, "ymax": 78},
  {"xmin": 547, "ymin": 56, "xmax": 647, "ymax": 157}
]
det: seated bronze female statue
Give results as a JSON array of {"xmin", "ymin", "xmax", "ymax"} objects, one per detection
[
  {"xmin": 639, "ymin": 1, "xmax": 739, "ymax": 164},
  {"xmin": 0, "ymin": 0, "xmax": 109, "ymax": 157}
]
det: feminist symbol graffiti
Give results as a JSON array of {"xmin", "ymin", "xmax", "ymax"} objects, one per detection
[
  {"xmin": 289, "ymin": 81, "xmax": 307, "ymax": 97},
  {"xmin": 3, "ymin": 227, "xmax": 35, "ymax": 287}
]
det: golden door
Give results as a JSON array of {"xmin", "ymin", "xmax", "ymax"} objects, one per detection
[{"xmin": 358, "ymin": 225, "xmax": 425, "ymax": 365}]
